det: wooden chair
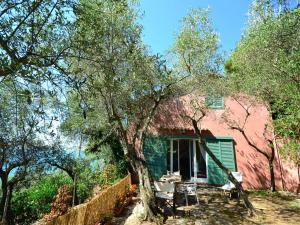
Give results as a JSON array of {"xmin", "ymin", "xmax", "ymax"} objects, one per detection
[{"xmin": 154, "ymin": 181, "xmax": 176, "ymax": 217}]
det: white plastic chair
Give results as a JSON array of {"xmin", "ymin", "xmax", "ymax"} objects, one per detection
[
  {"xmin": 172, "ymin": 171, "xmax": 180, "ymax": 176},
  {"xmin": 184, "ymin": 183, "xmax": 199, "ymax": 206},
  {"xmin": 221, "ymin": 172, "xmax": 243, "ymax": 199},
  {"xmin": 154, "ymin": 181, "xmax": 176, "ymax": 217}
]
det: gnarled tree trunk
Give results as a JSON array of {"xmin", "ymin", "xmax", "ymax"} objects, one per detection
[
  {"xmin": 126, "ymin": 144, "xmax": 161, "ymax": 223},
  {"xmin": 0, "ymin": 172, "xmax": 13, "ymax": 225}
]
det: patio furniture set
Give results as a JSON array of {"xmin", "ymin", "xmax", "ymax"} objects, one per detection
[{"xmin": 153, "ymin": 171, "xmax": 243, "ymax": 217}]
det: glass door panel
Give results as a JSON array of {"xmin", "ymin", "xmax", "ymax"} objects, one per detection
[
  {"xmin": 179, "ymin": 139, "xmax": 190, "ymax": 180},
  {"xmin": 196, "ymin": 141, "xmax": 207, "ymax": 178}
]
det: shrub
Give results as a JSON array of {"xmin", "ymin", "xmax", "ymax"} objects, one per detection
[{"xmin": 12, "ymin": 173, "xmax": 72, "ymax": 225}]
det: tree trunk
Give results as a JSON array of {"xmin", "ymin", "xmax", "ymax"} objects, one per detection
[
  {"xmin": 269, "ymin": 146, "xmax": 276, "ymax": 192},
  {"xmin": 232, "ymin": 126, "xmax": 277, "ymax": 192},
  {"xmin": 273, "ymin": 137, "xmax": 285, "ymax": 191},
  {"xmin": 72, "ymin": 174, "xmax": 79, "ymax": 206},
  {"xmin": 73, "ymin": 133, "xmax": 83, "ymax": 205},
  {"xmin": 1, "ymin": 184, "xmax": 13, "ymax": 225},
  {"xmin": 191, "ymin": 119, "xmax": 255, "ymax": 215},
  {"xmin": 0, "ymin": 176, "xmax": 8, "ymax": 217},
  {"xmin": 126, "ymin": 144, "xmax": 161, "ymax": 223},
  {"xmin": 136, "ymin": 160, "xmax": 157, "ymax": 219},
  {"xmin": 51, "ymin": 165, "xmax": 79, "ymax": 205}
]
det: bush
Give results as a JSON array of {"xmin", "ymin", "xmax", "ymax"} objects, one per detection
[{"xmin": 12, "ymin": 173, "xmax": 72, "ymax": 225}]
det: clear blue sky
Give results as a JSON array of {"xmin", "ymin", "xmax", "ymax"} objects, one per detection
[{"xmin": 139, "ymin": 0, "xmax": 252, "ymax": 56}]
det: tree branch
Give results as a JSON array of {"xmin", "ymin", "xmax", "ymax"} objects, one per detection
[{"xmin": 7, "ymin": 0, "xmax": 44, "ymax": 42}]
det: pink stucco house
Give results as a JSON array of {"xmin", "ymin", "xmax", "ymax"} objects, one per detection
[{"xmin": 143, "ymin": 94, "xmax": 300, "ymax": 192}]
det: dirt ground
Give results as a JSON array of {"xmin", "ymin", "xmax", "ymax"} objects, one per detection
[
  {"xmin": 165, "ymin": 189, "xmax": 300, "ymax": 225},
  {"xmin": 112, "ymin": 188, "xmax": 300, "ymax": 225}
]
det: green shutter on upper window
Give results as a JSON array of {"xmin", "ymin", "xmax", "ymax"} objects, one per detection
[{"xmin": 205, "ymin": 96, "xmax": 224, "ymax": 109}]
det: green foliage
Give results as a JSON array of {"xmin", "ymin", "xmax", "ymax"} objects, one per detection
[
  {"xmin": 0, "ymin": 0, "xmax": 74, "ymax": 80},
  {"xmin": 70, "ymin": 0, "xmax": 175, "ymax": 126},
  {"xmin": 280, "ymin": 140, "xmax": 300, "ymax": 165},
  {"xmin": 11, "ymin": 157, "xmax": 123, "ymax": 225},
  {"xmin": 172, "ymin": 8, "xmax": 222, "ymax": 75},
  {"xmin": 73, "ymin": 156, "xmax": 115, "ymax": 201},
  {"xmin": 0, "ymin": 79, "xmax": 64, "ymax": 225},
  {"xmin": 65, "ymin": 1, "xmax": 176, "ymax": 192},
  {"xmin": 227, "ymin": 6, "xmax": 300, "ymax": 161},
  {"xmin": 85, "ymin": 130, "xmax": 130, "ymax": 175},
  {"xmin": 12, "ymin": 173, "xmax": 72, "ymax": 225},
  {"xmin": 170, "ymin": 7, "xmax": 225, "ymax": 98},
  {"xmin": 251, "ymin": 189, "xmax": 296, "ymax": 201},
  {"xmin": 76, "ymin": 166, "xmax": 100, "ymax": 201},
  {"xmin": 2, "ymin": 0, "xmax": 169, "ymax": 223}
]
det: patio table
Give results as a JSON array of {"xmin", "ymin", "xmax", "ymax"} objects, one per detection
[
  {"xmin": 159, "ymin": 174, "xmax": 182, "ymax": 183},
  {"xmin": 158, "ymin": 175, "xmax": 199, "ymax": 206}
]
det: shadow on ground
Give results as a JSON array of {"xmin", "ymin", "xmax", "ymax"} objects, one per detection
[
  {"xmin": 162, "ymin": 187, "xmax": 258, "ymax": 225},
  {"xmin": 163, "ymin": 187, "xmax": 300, "ymax": 225},
  {"xmin": 112, "ymin": 188, "xmax": 300, "ymax": 225}
]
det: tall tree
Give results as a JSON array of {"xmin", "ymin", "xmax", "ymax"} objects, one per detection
[
  {"xmin": 0, "ymin": 0, "xmax": 74, "ymax": 82},
  {"xmin": 0, "ymin": 80, "xmax": 55, "ymax": 225},
  {"xmin": 171, "ymin": 8, "xmax": 255, "ymax": 214},
  {"xmin": 171, "ymin": 8, "xmax": 223, "ymax": 91},
  {"xmin": 68, "ymin": 0, "xmax": 177, "ymax": 221},
  {"xmin": 226, "ymin": 1, "xmax": 300, "ymax": 165}
]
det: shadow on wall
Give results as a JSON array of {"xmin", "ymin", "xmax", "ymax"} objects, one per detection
[
  {"xmin": 280, "ymin": 164, "xmax": 300, "ymax": 193},
  {"xmin": 150, "ymin": 96, "xmax": 299, "ymax": 192},
  {"xmin": 152, "ymin": 96, "xmax": 202, "ymax": 132},
  {"xmin": 202, "ymin": 129, "xmax": 272, "ymax": 190}
]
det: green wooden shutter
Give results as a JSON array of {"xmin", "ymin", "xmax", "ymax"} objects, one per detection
[
  {"xmin": 207, "ymin": 139, "xmax": 224, "ymax": 184},
  {"xmin": 205, "ymin": 96, "xmax": 224, "ymax": 109},
  {"xmin": 143, "ymin": 136, "xmax": 169, "ymax": 180},
  {"xmin": 206, "ymin": 138, "xmax": 236, "ymax": 185}
]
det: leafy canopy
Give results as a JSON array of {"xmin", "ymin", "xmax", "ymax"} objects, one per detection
[{"xmin": 226, "ymin": 2, "xmax": 300, "ymax": 163}]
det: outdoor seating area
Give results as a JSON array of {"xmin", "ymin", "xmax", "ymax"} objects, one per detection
[
  {"xmin": 153, "ymin": 171, "xmax": 245, "ymax": 218},
  {"xmin": 114, "ymin": 185, "xmax": 300, "ymax": 225},
  {"xmin": 153, "ymin": 172, "xmax": 208, "ymax": 217}
]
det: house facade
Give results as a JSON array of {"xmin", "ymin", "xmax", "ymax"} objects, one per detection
[{"xmin": 143, "ymin": 94, "xmax": 300, "ymax": 192}]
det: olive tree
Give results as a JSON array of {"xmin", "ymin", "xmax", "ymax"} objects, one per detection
[
  {"xmin": 0, "ymin": 80, "xmax": 56, "ymax": 225},
  {"xmin": 68, "ymin": 0, "xmax": 178, "ymax": 221},
  {"xmin": 226, "ymin": 1, "xmax": 300, "ymax": 165},
  {"xmin": 0, "ymin": 0, "xmax": 74, "ymax": 82},
  {"xmin": 171, "ymin": 8, "xmax": 255, "ymax": 214}
]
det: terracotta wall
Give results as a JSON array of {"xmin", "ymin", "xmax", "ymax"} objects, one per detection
[
  {"xmin": 43, "ymin": 174, "xmax": 131, "ymax": 225},
  {"xmin": 150, "ymin": 94, "xmax": 300, "ymax": 192}
]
